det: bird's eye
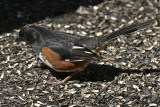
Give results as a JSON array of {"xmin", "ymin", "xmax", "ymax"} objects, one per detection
[{"xmin": 24, "ymin": 34, "xmax": 26, "ymax": 38}]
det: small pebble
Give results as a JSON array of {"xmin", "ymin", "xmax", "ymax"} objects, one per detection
[{"xmin": 93, "ymin": 6, "xmax": 99, "ymax": 11}]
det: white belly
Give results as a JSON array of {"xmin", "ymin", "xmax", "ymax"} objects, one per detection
[{"xmin": 39, "ymin": 52, "xmax": 53, "ymax": 69}]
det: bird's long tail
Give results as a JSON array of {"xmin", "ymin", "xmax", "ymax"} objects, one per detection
[
  {"xmin": 92, "ymin": 19, "xmax": 153, "ymax": 53},
  {"xmin": 101, "ymin": 19, "xmax": 152, "ymax": 41}
]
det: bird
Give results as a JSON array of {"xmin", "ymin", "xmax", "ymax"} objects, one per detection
[{"xmin": 19, "ymin": 20, "xmax": 152, "ymax": 83}]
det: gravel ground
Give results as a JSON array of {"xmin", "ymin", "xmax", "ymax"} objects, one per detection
[{"xmin": 0, "ymin": 0, "xmax": 160, "ymax": 106}]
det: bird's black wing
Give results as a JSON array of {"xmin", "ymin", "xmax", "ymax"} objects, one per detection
[{"xmin": 45, "ymin": 41, "xmax": 98, "ymax": 62}]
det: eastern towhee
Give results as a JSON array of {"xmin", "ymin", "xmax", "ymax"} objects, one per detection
[{"xmin": 19, "ymin": 20, "xmax": 152, "ymax": 83}]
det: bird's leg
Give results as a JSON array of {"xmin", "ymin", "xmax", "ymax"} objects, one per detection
[
  {"xmin": 53, "ymin": 71, "xmax": 80, "ymax": 84},
  {"xmin": 62, "ymin": 71, "xmax": 80, "ymax": 83}
]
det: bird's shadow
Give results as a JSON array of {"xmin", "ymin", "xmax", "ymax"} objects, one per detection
[{"xmin": 41, "ymin": 63, "xmax": 160, "ymax": 82}]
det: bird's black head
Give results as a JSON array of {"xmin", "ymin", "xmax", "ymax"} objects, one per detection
[{"xmin": 19, "ymin": 24, "xmax": 40, "ymax": 45}]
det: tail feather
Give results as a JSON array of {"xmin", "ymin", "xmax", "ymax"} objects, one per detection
[
  {"xmin": 100, "ymin": 19, "xmax": 153, "ymax": 42},
  {"xmin": 88, "ymin": 19, "xmax": 153, "ymax": 52}
]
